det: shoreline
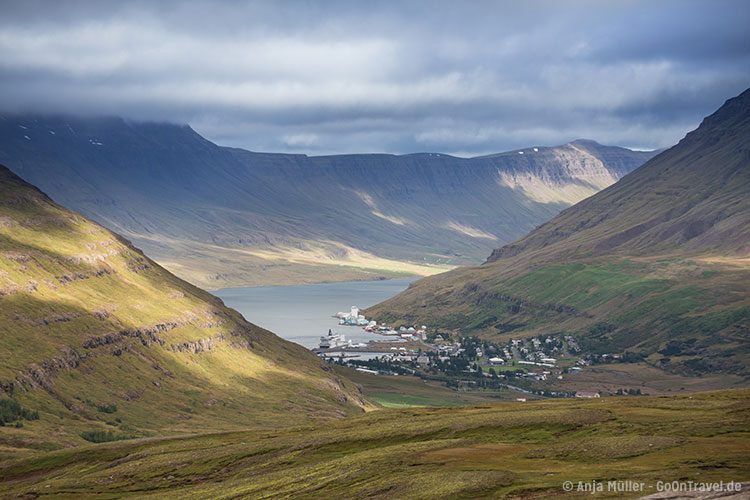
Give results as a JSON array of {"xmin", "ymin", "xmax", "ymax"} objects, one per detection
[{"xmin": 209, "ymin": 275, "xmax": 419, "ymax": 294}]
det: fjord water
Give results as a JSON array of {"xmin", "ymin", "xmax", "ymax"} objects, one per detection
[{"xmin": 213, "ymin": 278, "xmax": 415, "ymax": 348}]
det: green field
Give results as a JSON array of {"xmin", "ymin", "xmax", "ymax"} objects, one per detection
[
  {"xmin": 335, "ymin": 366, "xmax": 518, "ymax": 409},
  {"xmin": 369, "ymin": 392, "xmax": 453, "ymax": 408}
]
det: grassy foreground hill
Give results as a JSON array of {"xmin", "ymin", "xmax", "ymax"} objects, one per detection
[
  {"xmin": 0, "ymin": 389, "xmax": 747, "ymax": 497},
  {"xmin": 368, "ymin": 89, "xmax": 750, "ymax": 378},
  {"xmin": 0, "ymin": 165, "xmax": 366, "ymax": 458}
]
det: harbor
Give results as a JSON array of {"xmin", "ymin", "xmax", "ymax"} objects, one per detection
[
  {"xmin": 314, "ymin": 305, "xmax": 433, "ymax": 362},
  {"xmin": 213, "ymin": 278, "xmax": 415, "ymax": 348}
]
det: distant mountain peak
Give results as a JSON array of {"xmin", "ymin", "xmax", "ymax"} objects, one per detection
[{"xmin": 568, "ymin": 138, "xmax": 602, "ymax": 146}]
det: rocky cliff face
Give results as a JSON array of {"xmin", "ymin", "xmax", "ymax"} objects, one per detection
[{"xmin": 0, "ymin": 114, "xmax": 656, "ymax": 287}]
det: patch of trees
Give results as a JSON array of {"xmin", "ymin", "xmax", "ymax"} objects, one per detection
[
  {"xmin": 621, "ymin": 351, "xmax": 645, "ymax": 363},
  {"xmin": 80, "ymin": 430, "xmax": 133, "ymax": 443},
  {"xmin": 0, "ymin": 398, "xmax": 39, "ymax": 427},
  {"xmin": 96, "ymin": 402, "xmax": 118, "ymax": 413},
  {"xmin": 659, "ymin": 339, "xmax": 698, "ymax": 356}
]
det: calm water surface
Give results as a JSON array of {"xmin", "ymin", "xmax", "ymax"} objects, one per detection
[{"xmin": 213, "ymin": 278, "xmax": 415, "ymax": 348}]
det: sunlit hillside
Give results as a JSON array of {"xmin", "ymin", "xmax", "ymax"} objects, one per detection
[{"xmin": 0, "ymin": 165, "xmax": 366, "ymax": 457}]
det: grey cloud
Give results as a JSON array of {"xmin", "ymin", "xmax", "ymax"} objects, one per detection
[{"xmin": 0, "ymin": 0, "xmax": 748, "ymax": 155}]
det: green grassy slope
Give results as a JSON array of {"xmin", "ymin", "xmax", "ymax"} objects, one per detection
[
  {"xmin": 367, "ymin": 89, "xmax": 750, "ymax": 378},
  {"xmin": 0, "ymin": 389, "xmax": 747, "ymax": 498},
  {"xmin": 370, "ymin": 257, "xmax": 749, "ymax": 376},
  {"xmin": 0, "ymin": 165, "xmax": 367, "ymax": 457}
]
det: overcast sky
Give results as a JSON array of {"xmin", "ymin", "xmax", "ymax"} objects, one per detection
[{"xmin": 1, "ymin": 0, "xmax": 748, "ymax": 156}]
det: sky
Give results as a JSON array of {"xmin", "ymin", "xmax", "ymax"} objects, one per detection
[{"xmin": 0, "ymin": 0, "xmax": 748, "ymax": 156}]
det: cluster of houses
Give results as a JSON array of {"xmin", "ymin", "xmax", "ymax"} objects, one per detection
[
  {"xmin": 488, "ymin": 336, "xmax": 584, "ymax": 382},
  {"xmin": 457, "ymin": 336, "xmax": 570, "ymax": 371},
  {"xmin": 374, "ymin": 324, "xmax": 428, "ymax": 341},
  {"xmin": 408, "ymin": 334, "xmax": 594, "ymax": 387},
  {"xmin": 320, "ymin": 329, "xmax": 614, "ymax": 400},
  {"xmin": 321, "ymin": 308, "xmax": 615, "ymax": 399}
]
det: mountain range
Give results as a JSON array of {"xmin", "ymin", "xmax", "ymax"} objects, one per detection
[
  {"xmin": 0, "ymin": 116, "xmax": 656, "ymax": 288},
  {"xmin": 368, "ymin": 88, "xmax": 750, "ymax": 378},
  {"xmin": 0, "ymin": 165, "xmax": 365, "ymax": 454}
]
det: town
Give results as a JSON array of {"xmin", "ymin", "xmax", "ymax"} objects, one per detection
[{"xmin": 315, "ymin": 306, "xmax": 644, "ymax": 400}]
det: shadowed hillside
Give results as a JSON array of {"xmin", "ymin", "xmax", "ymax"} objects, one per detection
[
  {"xmin": 0, "ymin": 116, "xmax": 656, "ymax": 287},
  {"xmin": 0, "ymin": 165, "xmax": 366, "ymax": 458},
  {"xmin": 368, "ymin": 89, "xmax": 750, "ymax": 378}
]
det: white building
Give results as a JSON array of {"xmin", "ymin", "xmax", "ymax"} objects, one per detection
[{"xmin": 575, "ymin": 391, "xmax": 600, "ymax": 399}]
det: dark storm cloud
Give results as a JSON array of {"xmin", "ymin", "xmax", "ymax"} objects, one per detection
[{"xmin": 0, "ymin": 0, "xmax": 748, "ymax": 155}]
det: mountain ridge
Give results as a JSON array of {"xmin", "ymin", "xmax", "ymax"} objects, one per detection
[
  {"xmin": 0, "ymin": 114, "xmax": 657, "ymax": 287},
  {"xmin": 487, "ymin": 88, "xmax": 750, "ymax": 263}
]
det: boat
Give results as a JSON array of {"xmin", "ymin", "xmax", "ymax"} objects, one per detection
[{"xmin": 319, "ymin": 329, "xmax": 348, "ymax": 349}]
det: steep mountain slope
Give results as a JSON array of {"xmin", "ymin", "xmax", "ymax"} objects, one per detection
[
  {"xmin": 368, "ymin": 89, "xmax": 750, "ymax": 377},
  {"xmin": 486, "ymin": 91, "xmax": 750, "ymax": 263},
  {"xmin": 0, "ymin": 165, "xmax": 365, "ymax": 456},
  {"xmin": 0, "ymin": 116, "xmax": 656, "ymax": 287}
]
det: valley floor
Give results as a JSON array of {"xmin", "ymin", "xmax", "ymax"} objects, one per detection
[
  {"xmin": 334, "ymin": 365, "xmax": 525, "ymax": 408},
  {"xmin": 0, "ymin": 390, "xmax": 747, "ymax": 498},
  {"xmin": 142, "ymin": 235, "xmax": 457, "ymax": 289}
]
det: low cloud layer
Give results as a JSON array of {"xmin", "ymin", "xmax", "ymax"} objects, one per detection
[{"xmin": 1, "ymin": 0, "xmax": 748, "ymax": 155}]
